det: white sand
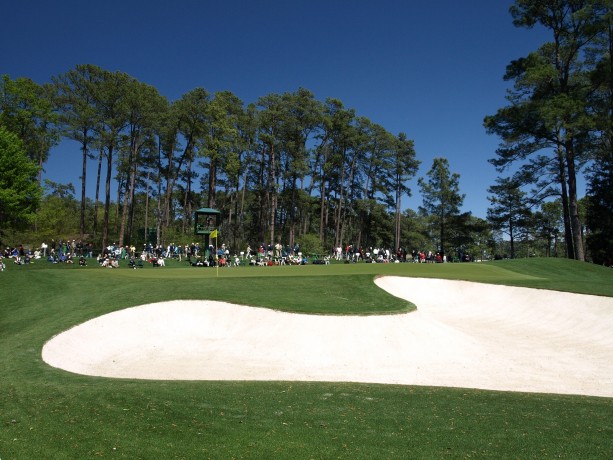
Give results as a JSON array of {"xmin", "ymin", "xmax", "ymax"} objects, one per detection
[{"xmin": 41, "ymin": 277, "xmax": 613, "ymax": 397}]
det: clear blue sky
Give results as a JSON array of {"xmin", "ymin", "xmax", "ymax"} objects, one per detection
[{"xmin": 2, "ymin": 0, "xmax": 555, "ymax": 219}]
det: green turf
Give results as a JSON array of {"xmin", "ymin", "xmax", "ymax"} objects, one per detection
[{"xmin": 1, "ymin": 258, "xmax": 612, "ymax": 458}]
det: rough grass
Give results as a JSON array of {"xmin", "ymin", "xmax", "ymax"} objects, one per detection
[{"xmin": 1, "ymin": 258, "xmax": 612, "ymax": 458}]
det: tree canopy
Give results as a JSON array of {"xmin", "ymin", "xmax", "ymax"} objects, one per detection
[{"xmin": 0, "ymin": 126, "xmax": 42, "ymax": 235}]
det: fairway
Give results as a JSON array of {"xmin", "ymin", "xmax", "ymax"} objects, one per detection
[{"xmin": 2, "ymin": 259, "xmax": 613, "ymax": 458}]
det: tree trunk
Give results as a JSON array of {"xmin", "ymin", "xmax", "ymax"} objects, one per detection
[
  {"xmin": 319, "ymin": 179, "xmax": 326, "ymax": 242},
  {"xmin": 256, "ymin": 148, "xmax": 266, "ymax": 243},
  {"xmin": 102, "ymin": 144, "xmax": 113, "ymax": 251},
  {"xmin": 268, "ymin": 143, "xmax": 276, "ymax": 247},
  {"xmin": 440, "ymin": 209, "xmax": 445, "ymax": 256},
  {"xmin": 162, "ymin": 139, "xmax": 190, "ymax": 244},
  {"xmin": 93, "ymin": 146, "xmax": 103, "ymax": 240},
  {"xmin": 162, "ymin": 147, "xmax": 174, "ymax": 235},
  {"xmin": 80, "ymin": 130, "xmax": 88, "ymax": 239},
  {"xmin": 208, "ymin": 155, "xmax": 217, "ymax": 209},
  {"xmin": 115, "ymin": 176, "xmax": 122, "ymax": 235},
  {"xmin": 118, "ymin": 148, "xmax": 137, "ymax": 248},
  {"xmin": 182, "ymin": 154, "xmax": 193, "ymax": 235},
  {"xmin": 334, "ymin": 150, "xmax": 347, "ymax": 248},
  {"xmin": 556, "ymin": 144, "xmax": 574, "ymax": 259},
  {"xmin": 239, "ymin": 166, "xmax": 248, "ymax": 240},
  {"xmin": 565, "ymin": 138, "xmax": 585, "ymax": 261},
  {"xmin": 317, "ymin": 142, "xmax": 329, "ymax": 243},
  {"xmin": 288, "ymin": 175, "xmax": 297, "ymax": 250},
  {"xmin": 144, "ymin": 169, "xmax": 150, "ymax": 246},
  {"xmin": 127, "ymin": 177, "xmax": 136, "ymax": 245},
  {"xmin": 156, "ymin": 140, "xmax": 163, "ymax": 247},
  {"xmin": 395, "ymin": 179, "xmax": 401, "ymax": 250}
]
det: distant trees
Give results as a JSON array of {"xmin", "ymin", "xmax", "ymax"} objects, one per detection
[
  {"xmin": 2, "ymin": 66, "xmax": 427, "ymax": 253},
  {"xmin": 418, "ymin": 157, "xmax": 465, "ymax": 257},
  {"xmin": 487, "ymin": 177, "xmax": 532, "ymax": 258},
  {"xmin": 392, "ymin": 133, "xmax": 420, "ymax": 252},
  {"xmin": 36, "ymin": 180, "xmax": 80, "ymax": 241},
  {"xmin": 534, "ymin": 200, "xmax": 564, "ymax": 258}
]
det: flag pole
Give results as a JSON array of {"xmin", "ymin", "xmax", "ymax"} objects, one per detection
[{"xmin": 210, "ymin": 229, "xmax": 219, "ymax": 278}]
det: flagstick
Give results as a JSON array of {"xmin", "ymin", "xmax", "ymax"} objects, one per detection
[{"xmin": 214, "ymin": 234, "xmax": 219, "ymax": 278}]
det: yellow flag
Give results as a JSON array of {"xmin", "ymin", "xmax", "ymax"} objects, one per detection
[{"xmin": 210, "ymin": 229, "xmax": 218, "ymax": 239}]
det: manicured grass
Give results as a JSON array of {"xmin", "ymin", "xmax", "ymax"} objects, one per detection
[
  {"xmin": 485, "ymin": 257, "xmax": 613, "ymax": 296},
  {"xmin": 1, "ymin": 258, "xmax": 612, "ymax": 458}
]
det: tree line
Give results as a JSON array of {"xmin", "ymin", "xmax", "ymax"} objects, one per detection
[
  {"xmin": 1, "ymin": 0, "xmax": 612, "ymax": 264},
  {"xmin": 0, "ymin": 67, "xmax": 426, "ymax": 254}
]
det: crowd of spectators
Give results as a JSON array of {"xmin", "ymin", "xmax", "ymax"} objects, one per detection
[
  {"xmin": 3, "ymin": 245, "xmax": 34, "ymax": 265},
  {"xmin": 1, "ymin": 239, "xmax": 93, "ymax": 267},
  {"xmin": 1, "ymin": 237, "xmax": 465, "ymax": 272},
  {"xmin": 332, "ymin": 245, "xmax": 451, "ymax": 263}
]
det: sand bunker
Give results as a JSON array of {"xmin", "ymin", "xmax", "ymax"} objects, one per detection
[{"xmin": 42, "ymin": 277, "xmax": 613, "ymax": 397}]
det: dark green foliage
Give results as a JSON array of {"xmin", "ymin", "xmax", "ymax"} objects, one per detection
[
  {"xmin": 0, "ymin": 74, "xmax": 59, "ymax": 174},
  {"xmin": 586, "ymin": 153, "xmax": 613, "ymax": 266},
  {"xmin": 0, "ymin": 127, "xmax": 42, "ymax": 236}
]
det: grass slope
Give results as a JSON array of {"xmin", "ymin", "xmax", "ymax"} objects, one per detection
[{"xmin": 1, "ymin": 258, "xmax": 612, "ymax": 458}]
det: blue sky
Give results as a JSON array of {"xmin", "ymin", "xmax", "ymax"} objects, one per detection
[{"xmin": 2, "ymin": 0, "xmax": 555, "ymax": 218}]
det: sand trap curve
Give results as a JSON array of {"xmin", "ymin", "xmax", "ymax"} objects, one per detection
[{"xmin": 42, "ymin": 277, "xmax": 613, "ymax": 397}]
